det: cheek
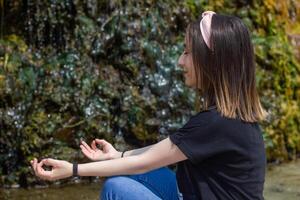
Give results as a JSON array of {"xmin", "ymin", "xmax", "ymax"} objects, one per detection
[
  {"xmin": 183, "ymin": 55, "xmax": 198, "ymax": 87},
  {"xmin": 187, "ymin": 58, "xmax": 195, "ymax": 77},
  {"xmin": 189, "ymin": 65, "xmax": 198, "ymax": 87},
  {"xmin": 187, "ymin": 56, "xmax": 193, "ymax": 69}
]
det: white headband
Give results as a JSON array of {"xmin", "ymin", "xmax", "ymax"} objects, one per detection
[{"xmin": 200, "ymin": 11, "xmax": 216, "ymax": 49}]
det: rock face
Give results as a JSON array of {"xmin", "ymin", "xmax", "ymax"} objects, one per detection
[{"xmin": 0, "ymin": 0, "xmax": 195, "ymax": 187}]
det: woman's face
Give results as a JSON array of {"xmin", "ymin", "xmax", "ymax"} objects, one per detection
[{"xmin": 178, "ymin": 36, "xmax": 197, "ymax": 88}]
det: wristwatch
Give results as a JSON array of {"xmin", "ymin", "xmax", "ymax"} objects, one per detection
[{"xmin": 73, "ymin": 163, "xmax": 78, "ymax": 177}]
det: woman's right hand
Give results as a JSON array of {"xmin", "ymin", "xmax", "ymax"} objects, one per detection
[{"xmin": 80, "ymin": 139, "xmax": 121, "ymax": 161}]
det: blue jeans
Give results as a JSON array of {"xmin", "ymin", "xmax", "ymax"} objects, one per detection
[{"xmin": 100, "ymin": 167, "xmax": 180, "ymax": 200}]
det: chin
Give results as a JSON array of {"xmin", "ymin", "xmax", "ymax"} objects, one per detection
[{"xmin": 185, "ymin": 81, "xmax": 196, "ymax": 88}]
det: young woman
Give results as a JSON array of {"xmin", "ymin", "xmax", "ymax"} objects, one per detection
[{"xmin": 31, "ymin": 11, "xmax": 267, "ymax": 200}]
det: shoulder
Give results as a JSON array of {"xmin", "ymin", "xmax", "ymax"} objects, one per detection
[
  {"xmin": 186, "ymin": 108, "xmax": 261, "ymax": 137},
  {"xmin": 183, "ymin": 108, "xmax": 220, "ymax": 128}
]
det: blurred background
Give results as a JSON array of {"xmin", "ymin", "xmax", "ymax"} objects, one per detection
[{"xmin": 0, "ymin": 0, "xmax": 299, "ymax": 199}]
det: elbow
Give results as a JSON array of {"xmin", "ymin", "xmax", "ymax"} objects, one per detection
[
  {"xmin": 133, "ymin": 167, "xmax": 149, "ymax": 175},
  {"xmin": 138, "ymin": 163, "xmax": 163, "ymax": 175},
  {"xmin": 131, "ymin": 155, "xmax": 155, "ymax": 175},
  {"xmin": 131, "ymin": 160, "xmax": 149, "ymax": 175}
]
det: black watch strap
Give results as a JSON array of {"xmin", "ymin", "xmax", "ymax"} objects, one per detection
[{"xmin": 73, "ymin": 163, "xmax": 78, "ymax": 177}]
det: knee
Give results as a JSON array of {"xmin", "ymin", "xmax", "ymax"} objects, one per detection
[
  {"xmin": 102, "ymin": 176, "xmax": 125, "ymax": 190},
  {"xmin": 100, "ymin": 176, "xmax": 128, "ymax": 200}
]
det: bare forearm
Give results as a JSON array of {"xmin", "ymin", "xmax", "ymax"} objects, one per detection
[
  {"xmin": 78, "ymin": 144, "xmax": 156, "ymax": 177},
  {"xmin": 78, "ymin": 155, "xmax": 147, "ymax": 177}
]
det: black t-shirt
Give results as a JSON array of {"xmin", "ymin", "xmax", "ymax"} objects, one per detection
[{"xmin": 169, "ymin": 106, "xmax": 266, "ymax": 200}]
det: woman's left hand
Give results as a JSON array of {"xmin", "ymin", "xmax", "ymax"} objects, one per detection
[{"xmin": 30, "ymin": 158, "xmax": 73, "ymax": 181}]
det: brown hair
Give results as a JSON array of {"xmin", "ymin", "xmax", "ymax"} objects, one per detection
[{"xmin": 186, "ymin": 14, "xmax": 267, "ymax": 122}]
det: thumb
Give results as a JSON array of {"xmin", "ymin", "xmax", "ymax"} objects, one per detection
[
  {"xmin": 42, "ymin": 158, "xmax": 59, "ymax": 167},
  {"xmin": 95, "ymin": 139, "xmax": 110, "ymax": 146}
]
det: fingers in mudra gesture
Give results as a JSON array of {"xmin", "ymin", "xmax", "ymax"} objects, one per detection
[
  {"xmin": 30, "ymin": 158, "xmax": 72, "ymax": 181},
  {"xmin": 80, "ymin": 139, "xmax": 120, "ymax": 161}
]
